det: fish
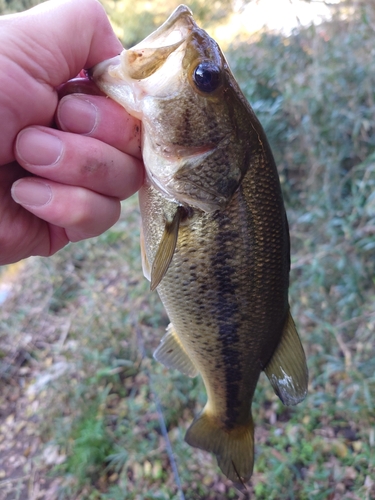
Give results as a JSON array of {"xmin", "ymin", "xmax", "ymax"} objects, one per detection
[{"xmin": 90, "ymin": 4, "xmax": 308, "ymax": 485}]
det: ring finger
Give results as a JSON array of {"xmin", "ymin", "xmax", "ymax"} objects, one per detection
[{"xmin": 11, "ymin": 176, "xmax": 121, "ymax": 241}]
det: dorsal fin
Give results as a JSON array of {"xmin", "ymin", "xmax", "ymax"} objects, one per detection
[
  {"xmin": 264, "ymin": 309, "xmax": 308, "ymax": 406},
  {"xmin": 150, "ymin": 206, "xmax": 184, "ymax": 291}
]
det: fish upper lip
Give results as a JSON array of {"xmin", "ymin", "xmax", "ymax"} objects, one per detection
[
  {"xmin": 131, "ymin": 5, "xmax": 195, "ymax": 51},
  {"xmin": 91, "ymin": 6, "xmax": 196, "ymax": 85},
  {"xmin": 88, "ymin": 55, "xmax": 121, "ymax": 83}
]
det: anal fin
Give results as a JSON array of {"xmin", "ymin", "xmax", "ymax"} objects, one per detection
[
  {"xmin": 264, "ymin": 309, "xmax": 308, "ymax": 406},
  {"xmin": 150, "ymin": 206, "xmax": 184, "ymax": 291},
  {"xmin": 153, "ymin": 323, "xmax": 198, "ymax": 378}
]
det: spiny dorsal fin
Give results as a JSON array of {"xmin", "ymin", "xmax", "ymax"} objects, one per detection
[
  {"xmin": 264, "ymin": 309, "xmax": 308, "ymax": 406},
  {"xmin": 153, "ymin": 323, "xmax": 198, "ymax": 377},
  {"xmin": 150, "ymin": 206, "xmax": 184, "ymax": 291}
]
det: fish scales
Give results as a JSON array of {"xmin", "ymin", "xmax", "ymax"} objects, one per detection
[
  {"xmin": 139, "ymin": 148, "xmax": 289, "ymax": 448},
  {"xmin": 91, "ymin": 4, "xmax": 308, "ymax": 486}
]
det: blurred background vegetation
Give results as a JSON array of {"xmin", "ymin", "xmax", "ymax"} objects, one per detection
[{"xmin": 0, "ymin": 0, "xmax": 374, "ymax": 499}]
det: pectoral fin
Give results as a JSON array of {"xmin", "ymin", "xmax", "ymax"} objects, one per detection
[
  {"xmin": 150, "ymin": 206, "xmax": 184, "ymax": 291},
  {"xmin": 153, "ymin": 323, "xmax": 198, "ymax": 378},
  {"xmin": 264, "ymin": 310, "xmax": 308, "ymax": 406},
  {"xmin": 140, "ymin": 227, "xmax": 151, "ymax": 282}
]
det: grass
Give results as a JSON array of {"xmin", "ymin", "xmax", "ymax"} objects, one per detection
[
  {"xmin": 1, "ymin": 2, "xmax": 375, "ymax": 499},
  {"xmin": 1, "ymin": 186, "xmax": 374, "ymax": 499}
]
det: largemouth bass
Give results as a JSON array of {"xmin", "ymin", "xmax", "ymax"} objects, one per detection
[{"xmin": 91, "ymin": 4, "xmax": 308, "ymax": 484}]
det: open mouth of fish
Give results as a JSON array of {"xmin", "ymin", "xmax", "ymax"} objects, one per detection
[{"xmin": 91, "ymin": 6, "xmax": 196, "ymax": 106}]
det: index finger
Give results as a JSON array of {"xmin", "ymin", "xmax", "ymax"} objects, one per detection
[{"xmin": 56, "ymin": 93, "xmax": 142, "ymax": 159}]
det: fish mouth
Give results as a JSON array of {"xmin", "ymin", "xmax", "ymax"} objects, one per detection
[
  {"xmin": 90, "ymin": 5, "xmax": 197, "ymax": 107},
  {"xmin": 91, "ymin": 5, "xmax": 195, "ymax": 84},
  {"xmin": 122, "ymin": 5, "xmax": 196, "ymax": 80},
  {"xmin": 131, "ymin": 5, "xmax": 195, "ymax": 52}
]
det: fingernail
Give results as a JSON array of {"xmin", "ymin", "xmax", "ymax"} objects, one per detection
[
  {"xmin": 11, "ymin": 179, "xmax": 52, "ymax": 207},
  {"xmin": 57, "ymin": 95, "xmax": 98, "ymax": 135},
  {"xmin": 17, "ymin": 128, "xmax": 63, "ymax": 166}
]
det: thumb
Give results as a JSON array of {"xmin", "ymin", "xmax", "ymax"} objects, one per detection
[
  {"xmin": 1, "ymin": 0, "xmax": 122, "ymax": 86},
  {"xmin": 0, "ymin": 0, "xmax": 122, "ymax": 165}
]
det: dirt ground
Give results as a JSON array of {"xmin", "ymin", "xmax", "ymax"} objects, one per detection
[{"xmin": 0, "ymin": 262, "xmax": 66, "ymax": 500}]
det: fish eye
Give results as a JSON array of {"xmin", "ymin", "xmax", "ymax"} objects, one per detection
[{"xmin": 193, "ymin": 62, "xmax": 221, "ymax": 93}]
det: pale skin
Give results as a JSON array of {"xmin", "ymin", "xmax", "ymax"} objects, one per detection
[{"xmin": 0, "ymin": 0, "xmax": 144, "ymax": 266}]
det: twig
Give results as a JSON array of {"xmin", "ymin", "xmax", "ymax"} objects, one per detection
[
  {"xmin": 288, "ymin": 0, "xmax": 302, "ymax": 28},
  {"xmin": 152, "ymin": 386, "xmax": 185, "ymax": 500},
  {"xmin": 334, "ymin": 330, "xmax": 352, "ymax": 369},
  {"xmin": 134, "ymin": 323, "xmax": 185, "ymax": 500},
  {"xmin": 335, "ymin": 311, "xmax": 375, "ymax": 331},
  {"xmin": 58, "ymin": 318, "xmax": 72, "ymax": 347},
  {"xmin": 0, "ymin": 475, "xmax": 30, "ymax": 488},
  {"xmin": 291, "ymin": 249, "xmax": 333, "ymax": 269}
]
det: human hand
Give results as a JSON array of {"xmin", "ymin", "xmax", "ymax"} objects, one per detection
[{"xmin": 0, "ymin": 0, "xmax": 144, "ymax": 266}]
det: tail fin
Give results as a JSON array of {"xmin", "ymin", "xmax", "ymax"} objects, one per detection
[{"xmin": 185, "ymin": 409, "xmax": 254, "ymax": 485}]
